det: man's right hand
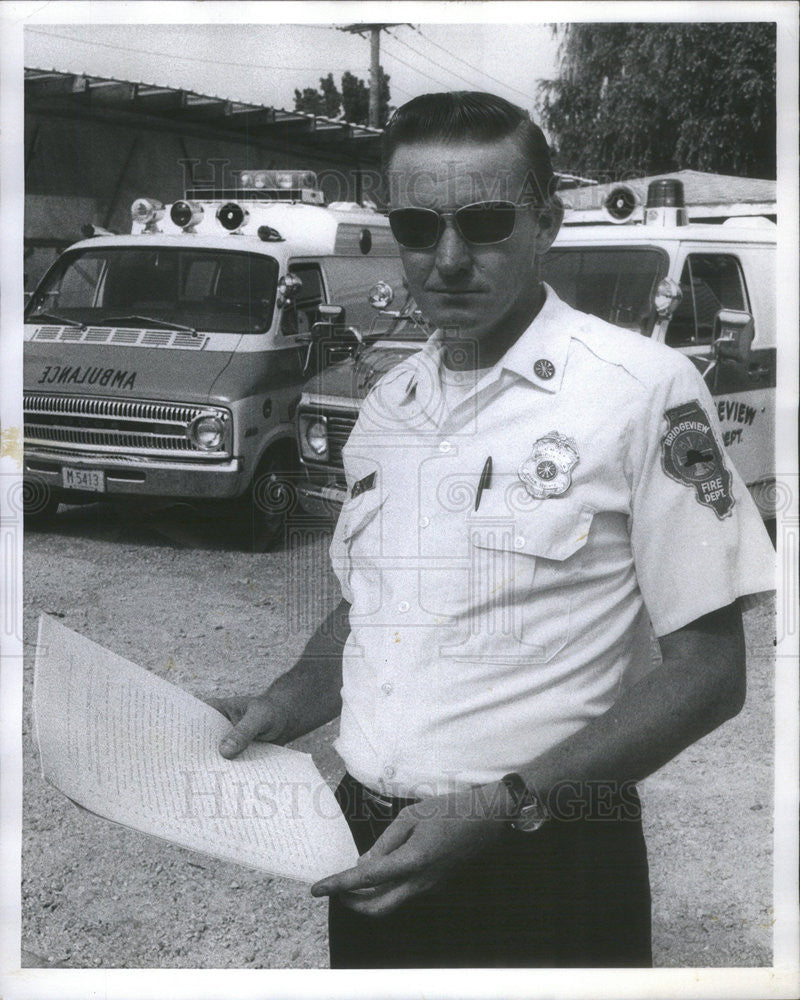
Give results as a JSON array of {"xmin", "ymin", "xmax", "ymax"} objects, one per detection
[{"xmin": 207, "ymin": 694, "xmax": 288, "ymax": 758}]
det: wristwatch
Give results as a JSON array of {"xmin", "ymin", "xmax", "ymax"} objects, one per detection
[{"xmin": 500, "ymin": 772, "xmax": 549, "ymax": 833}]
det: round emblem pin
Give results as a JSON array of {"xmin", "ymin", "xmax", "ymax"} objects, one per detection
[
  {"xmin": 533, "ymin": 359, "xmax": 555, "ymax": 380},
  {"xmin": 535, "ymin": 460, "xmax": 558, "ymax": 481}
]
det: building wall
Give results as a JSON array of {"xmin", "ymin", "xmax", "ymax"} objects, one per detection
[{"xmin": 24, "ymin": 109, "xmax": 375, "ymax": 290}]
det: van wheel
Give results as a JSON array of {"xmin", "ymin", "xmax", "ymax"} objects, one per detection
[
  {"xmin": 235, "ymin": 451, "xmax": 298, "ymax": 553},
  {"xmin": 22, "ymin": 478, "xmax": 60, "ymax": 526}
]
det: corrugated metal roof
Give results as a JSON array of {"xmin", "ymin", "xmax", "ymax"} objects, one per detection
[{"xmin": 24, "ymin": 67, "xmax": 384, "ymax": 160}]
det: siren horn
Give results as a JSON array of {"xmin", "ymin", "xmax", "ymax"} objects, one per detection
[{"xmin": 602, "ymin": 185, "xmax": 639, "ymax": 224}]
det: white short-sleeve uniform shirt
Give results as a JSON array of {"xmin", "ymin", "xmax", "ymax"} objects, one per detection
[{"xmin": 329, "ymin": 285, "xmax": 774, "ymax": 799}]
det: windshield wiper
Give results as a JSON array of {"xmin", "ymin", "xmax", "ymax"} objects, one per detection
[
  {"xmin": 95, "ymin": 314, "xmax": 197, "ymax": 334},
  {"xmin": 26, "ymin": 311, "xmax": 84, "ymax": 328}
]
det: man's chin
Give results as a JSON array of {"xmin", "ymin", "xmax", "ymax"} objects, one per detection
[{"xmin": 425, "ymin": 310, "xmax": 492, "ymax": 341}]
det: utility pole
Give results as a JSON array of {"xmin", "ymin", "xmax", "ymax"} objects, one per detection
[
  {"xmin": 369, "ymin": 27, "xmax": 381, "ymax": 129},
  {"xmin": 338, "ymin": 23, "xmax": 407, "ymax": 128}
]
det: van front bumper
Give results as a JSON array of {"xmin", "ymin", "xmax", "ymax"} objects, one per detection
[{"xmin": 23, "ymin": 447, "xmax": 244, "ymax": 500}]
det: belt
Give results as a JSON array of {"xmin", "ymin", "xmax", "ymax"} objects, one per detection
[{"xmin": 346, "ymin": 774, "xmax": 420, "ymax": 819}]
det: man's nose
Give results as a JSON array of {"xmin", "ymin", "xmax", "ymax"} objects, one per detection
[{"xmin": 434, "ymin": 219, "xmax": 471, "ymax": 276}]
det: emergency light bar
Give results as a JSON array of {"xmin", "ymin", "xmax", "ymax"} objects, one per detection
[
  {"xmin": 238, "ymin": 170, "xmax": 317, "ymax": 190},
  {"xmin": 185, "ymin": 169, "xmax": 324, "ymax": 205},
  {"xmin": 185, "ymin": 187, "xmax": 325, "ymax": 205}
]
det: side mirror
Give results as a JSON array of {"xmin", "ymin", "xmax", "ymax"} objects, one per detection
[
  {"xmin": 316, "ymin": 303, "xmax": 345, "ymax": 325},
  {"xmin": 304, "ymin": 304, "xmax": 362, "ymax": 373},
  {"xmin": 652, "ymin": 277, "xmax": 682, "ymax": 319},
  {"xmin": 277, "ymin": 272, "xmax": 303, "ymax": 309},
  {"xmin": 712, "ymin": 309, "xmax": 754, "ymax": 366},
  {"xmin": 309, "ymin": 304, "xmax": 349, "ymax": 341},
  {"xmin": 368, "ymin": 281, "xmax": 394, "ymax": 311}
]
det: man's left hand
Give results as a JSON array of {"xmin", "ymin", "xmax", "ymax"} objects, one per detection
[{"xmin": 310, "ymin": 784, "xmax": 508, "ymax": 916}]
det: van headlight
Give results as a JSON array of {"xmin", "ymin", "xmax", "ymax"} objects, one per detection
[
  {"xmin": 299, "ymin": 414, "xmax": 328, "ymax": 460},
  {"xmin": 188, "ymin": 414, "xmax": 226, "ymax": 451}
]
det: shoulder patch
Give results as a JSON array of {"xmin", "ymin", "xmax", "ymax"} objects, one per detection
[{"xmin": 661, "ymin": 400, "xmax": 734, "ymax": 519}]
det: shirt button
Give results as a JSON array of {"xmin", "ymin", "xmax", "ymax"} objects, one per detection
[
  {"xmin": 398, "ymin": 600, "xmax": 410, "ymax": 613},
  {"xmin": 384, "ymin": 764, "xmax": 396, "ymax": 778},
  {"xmin": 514, "ymin": 536, "xmax": 525, "ymax": 549},
  {"xmin": 419, "ymin": 516, "xmax": 430, "ymax": 528},
  {"xmin": 381, "ymin": 682, "xmax": 393, "ymax": 695},
  {"xmin": 439, "ymin": 440, "xmax": 451, "ymax": 453}
]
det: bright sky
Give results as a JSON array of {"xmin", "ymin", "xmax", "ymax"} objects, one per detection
[{"xmin": 23, "ymin": 21, "xmax": 562, "ymax": 121}]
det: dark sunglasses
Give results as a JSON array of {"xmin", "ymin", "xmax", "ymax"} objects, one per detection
[{"xmin": 388, "ymin": 200, "xmax": 539, "ymax": 250}]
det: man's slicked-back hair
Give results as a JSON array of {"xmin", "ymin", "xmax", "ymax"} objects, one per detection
[{"xmin": 382, "ymin": 91, "xmax": 558, "ymax": 206}]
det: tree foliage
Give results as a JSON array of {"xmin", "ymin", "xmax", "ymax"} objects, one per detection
[
  {"xmin": 294, "ymin": 68, "xmax": 392, "ymax": 126},
  {"xmin": 538, "ymin": 23, "xmax": 776, "ymax": 179}
]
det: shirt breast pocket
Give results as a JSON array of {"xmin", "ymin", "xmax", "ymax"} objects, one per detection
[{"xmin": 442, "ymin": 502, "xmax": 595, "ymax": 664}]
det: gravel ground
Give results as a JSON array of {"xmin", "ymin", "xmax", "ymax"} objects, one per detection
[{"xmin": 19, "ymin": 501, "xmax": 776, "ymax": 969}]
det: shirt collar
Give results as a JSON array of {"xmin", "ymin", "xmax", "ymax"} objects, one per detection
[
  {"xmin": 497, "ymin": 283, "xmax": 572, "ymax": 393},
  {"xmin": 401, "ymin": 283, "xmax": 572, "ymax": 403}
]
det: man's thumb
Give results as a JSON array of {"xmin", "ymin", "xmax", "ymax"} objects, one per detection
[{"xmin": 219, "ymin": 703, "xmax": 272, "ymax": 758}]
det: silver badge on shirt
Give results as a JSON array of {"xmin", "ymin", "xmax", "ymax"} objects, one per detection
[{"xmin": 518, "ymin": 432, "xmax": 579, "ymax": 498}]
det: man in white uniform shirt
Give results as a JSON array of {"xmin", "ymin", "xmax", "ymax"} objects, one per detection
[{"xmin": 214, "ymin": 92, "xmax": 774, "ymax": 968}]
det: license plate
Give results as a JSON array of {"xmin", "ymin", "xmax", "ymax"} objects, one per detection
[{"xmin": 62, "ymin": 468, "xmax": 106, "ymax": 492}]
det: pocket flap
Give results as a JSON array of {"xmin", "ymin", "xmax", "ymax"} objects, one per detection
[{"xmin": 472, "ymin": 503, "xmax": 594, "ymax": 561}]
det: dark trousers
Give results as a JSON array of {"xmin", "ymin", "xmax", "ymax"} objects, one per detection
[{"xmin": 329, "ymin": 772, "xmax": 652, "ymax": 969}]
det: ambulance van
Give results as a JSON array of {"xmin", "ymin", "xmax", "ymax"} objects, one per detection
[
  {"xmin": 295, "ymin": 178, "xmax": 777, "ymax": 525},
  {"xmin": 22, "ymin": 170, "xmax": 405, "ymax": 548}
]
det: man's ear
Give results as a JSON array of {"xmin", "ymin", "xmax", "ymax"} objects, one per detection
[{"xmin": 533, "ymin": 197, "xmax": 564, "ymax": 254}]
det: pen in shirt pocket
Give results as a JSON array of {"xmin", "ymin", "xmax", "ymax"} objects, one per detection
[{"xmin": 475, "ymin": 456, "xmax": 493, "ymax": 510}]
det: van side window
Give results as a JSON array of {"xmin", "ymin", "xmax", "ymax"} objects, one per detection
[
  {"xmin": 666, "ymin": 254, "xmax": 749, "ymax": 347},
  {"xmin": 541, "ymin": 247, "xmax": 665, "ymax": 335},
  {"xmin": 280, "ymin": 263, "xmax": 324, "ymax": 336}
]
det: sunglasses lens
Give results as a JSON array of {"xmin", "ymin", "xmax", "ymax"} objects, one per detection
[
  {"xmin": 456, "ymin": 202, "xmax": 517, "ymax": 244},
  {"xmin": 389, "ymin": 208, "xmax": 441, "ymax": 249}
]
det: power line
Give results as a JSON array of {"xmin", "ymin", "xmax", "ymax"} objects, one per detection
[
  {"xmin": 412, "ymin": 26, "xmax": 539, "ymax": 103},
  {"xmin": 379, "ymin": 40, "xmax": 468, "ymax": 92},
  {"xmin": 28, "ymin": 27, "xmax": 416, "ymax": 113},
  {"xmin": 25, "ymin": 28, "xmax": 349, "ymax": 73},
  {"xmin": 386, "ymin": 29, "xmax": 488, "ymax": 91}
]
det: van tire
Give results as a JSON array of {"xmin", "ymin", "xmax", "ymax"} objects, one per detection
[
  {"xmin": 22, "ymin": 479, "xmax": 61, "ymax": 526},
  {"xmin": 234, "ymin": 448, "xmax": 299, "ymax": 553}
]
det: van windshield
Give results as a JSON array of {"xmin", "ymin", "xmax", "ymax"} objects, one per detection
[
  {"xmin": 25, "ymin": 247, "xmax": 279, "ymax": 334},
  {"xmin": 542, "ymin": 247, "xmax": 667, "ymax": 334}
]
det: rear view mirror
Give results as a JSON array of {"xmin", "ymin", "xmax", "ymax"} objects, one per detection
[{"xmin": 712, "ymin": 309, "xmax": 754, "ymax": 366}]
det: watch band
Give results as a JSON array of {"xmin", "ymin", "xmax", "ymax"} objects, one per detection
[{"xmin": 500, "ymin": 772, "xmax": 549, "ymax": 833}]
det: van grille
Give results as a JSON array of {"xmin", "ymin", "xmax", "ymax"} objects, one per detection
[
  {"xmin": 23, "ymin": 394, "xmax": 230, "ymax": 458},
  {"xmin": 326, "ymin": 411, "xmax": 358, "ymax": 467}
]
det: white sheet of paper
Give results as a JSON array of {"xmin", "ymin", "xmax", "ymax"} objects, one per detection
[{"xmin": 32, "ymin": 614, "xmax": 358, "ymax": 884}]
